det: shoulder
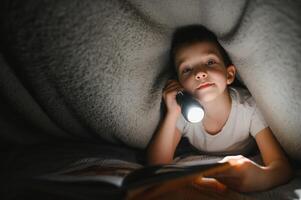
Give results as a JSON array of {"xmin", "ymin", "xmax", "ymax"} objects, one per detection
[{"xmin": 229, "ymin": 87, "xmax": 268, "ymax": 137}]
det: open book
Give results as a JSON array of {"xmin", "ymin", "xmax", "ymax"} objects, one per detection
[{"xmin": 37, "ymin": 156, "xmax": 231, "ymax": 199}]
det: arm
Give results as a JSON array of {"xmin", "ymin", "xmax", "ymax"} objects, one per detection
[
  {"xmin": 254, "ymin": 127, "xmax": 293, "ymax": 189},
  {"xmin": 147, "ymin": 80, "xmax": 183, "ymax": 165},
  {"xmin": 209, "ymin": 127, "xmax": 293, "ymax": 192},
  {"xmin": 147, "ymin": 114, "xmax": 182, "ymax": 165}
]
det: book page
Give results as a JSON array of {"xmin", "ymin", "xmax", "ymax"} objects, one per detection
[
  {"xmin": 123, "ymin": 161, "xmax": 228, "ymax": 190},
  {"xmin": 38, "ymin": 159, "xmax": 142, "ymax": 188},
  {"xmin": 125, "ymin": 161, "xmax": 232, "ymax": 200},
  {"xmin": 39, "ymin": 174, "xmax": 125, "ymax": 187}
]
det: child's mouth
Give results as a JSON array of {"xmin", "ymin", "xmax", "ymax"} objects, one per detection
[{"xmin": 197, "ymin": 83, "xmax": 215, "ymax": 90}]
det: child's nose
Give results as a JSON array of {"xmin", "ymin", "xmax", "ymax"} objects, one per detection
[{"xmin": 195, "ymin": 68, "xmax": 207, "ymax": 80}]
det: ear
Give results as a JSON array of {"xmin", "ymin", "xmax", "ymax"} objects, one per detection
[{"xmin": 226, "ymin": 65, "xmax": 236, "ymax": 85}]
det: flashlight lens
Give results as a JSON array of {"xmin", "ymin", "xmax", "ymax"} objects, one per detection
[{"xmin": 187, "ymin": 107, "xmax": 204, "ymax": 123}]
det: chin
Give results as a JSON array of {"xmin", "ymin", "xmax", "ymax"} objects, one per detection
[{"xmin": 194, "ymin": 92, "xmax": 218, "ymax": 103}]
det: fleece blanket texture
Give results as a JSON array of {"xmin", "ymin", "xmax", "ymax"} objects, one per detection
[{"xmin": 0, "ymin": 0, "xmax": 301, "ymax": 162}]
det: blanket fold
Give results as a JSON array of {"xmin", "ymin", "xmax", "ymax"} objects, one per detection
[{"xmin": 0, "ymin": 0, "xmax": 300, "ymax": 161}]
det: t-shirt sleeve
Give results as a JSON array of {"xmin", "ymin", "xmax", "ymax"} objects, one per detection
[
  {"xmin": 249, "ymin": 105, "xmax": 268, "ymax": 137},
  {"xmin": 176, "ymin": 114, "xmax": 188, "ymax": 136}
]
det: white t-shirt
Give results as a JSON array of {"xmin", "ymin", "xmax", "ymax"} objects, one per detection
[{"xmin": 176, "ymin": 87, "xmax": 268, "ymax": 155}]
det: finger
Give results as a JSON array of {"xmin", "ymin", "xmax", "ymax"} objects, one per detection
[
  {"xmin": 164, "ymin": 82, "xmax": 181, "ymax": 90},
  {"xmin": 219, "ymin": 156, "xmax": 247, "ymax": 168},
  {"xmin": 205, "ymin": 166, "xmax": 239, "ymax": 179},
  {"xmin": 167, "ymin": 79, "xmax": 176, "ymax": 83},
  {"xmin": 164, "ymin": 84, "xmax": 183, "ymax": 94},
  {"xmin": 219, "ymin": 155, "xmax": 243, "ymax": 163},
  {"xmin": 214, "ymin": 177, "xmax": 241, "ymax": 189},
  {"xmin": 162, "ymin": 88, "xmax": 179, "ymax": 101},
  {"xmin": 192, "ymin": 177, "xmax": 227, "ymax": 192},
  {"xmin": 165, "ymin": 79, "xmax": 177, "ymax": 86},
  {"xmin": 164, "ymin": 80, "xmax": 181, "ymax": 88}
]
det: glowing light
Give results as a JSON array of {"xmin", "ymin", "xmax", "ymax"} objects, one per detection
[
  {"xmin": 294, "ymin": 189, "xmax": 301, "ymax": 200},
  {"xmin": 176, "ymin": 91, "xmax": 204, "ymax": 123},
  {"xmin": 187, "ymin": 106, "xmax": 204, "ymax": 123}
]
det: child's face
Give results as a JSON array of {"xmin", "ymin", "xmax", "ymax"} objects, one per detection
[{"xmin": 175, "ymin": 41, "xmax": 236, "ymax": 103}]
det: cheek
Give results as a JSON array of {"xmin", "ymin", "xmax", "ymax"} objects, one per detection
[
  {"xmin": 179, "ymin": 76, "xmax": 193, "ymax": 90},
  {"xmin": 210, "ymin": 70, "xmax": 228, "ymax": 82},
  {"xmin": 179, "ymin": 75, "xmax": 188, "ymax": 84}
]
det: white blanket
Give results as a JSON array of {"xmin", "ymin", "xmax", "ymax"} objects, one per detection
[{"xmin": 0, "ymin": 0, "xmax": 300, "ymax": 162}]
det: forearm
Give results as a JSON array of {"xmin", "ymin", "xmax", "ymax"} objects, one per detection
[
  {"xmin": 260, "ymin": 159, "xmax": 293, "ymax": 190},
  {"xmin": 147, "ymin": 112, "xmax": 179, "ymax": 165}
]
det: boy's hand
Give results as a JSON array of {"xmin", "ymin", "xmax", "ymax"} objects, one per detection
[
  {"xmin": 205, "ymin": 155, "xmax": 265, "ymax": 192},
  {"xmin": 163, "ymin": 80, "xmax": 183, "ymax": 115}
]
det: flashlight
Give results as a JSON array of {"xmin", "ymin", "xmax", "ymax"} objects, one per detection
[{"xmin": 176, "ymin": 91, "xmax": 204, "ymax": 123}]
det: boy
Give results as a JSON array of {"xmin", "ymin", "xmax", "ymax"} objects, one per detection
[{"xmin": 147, "ymin": 25, "xmax": 292, "ymax": 192}]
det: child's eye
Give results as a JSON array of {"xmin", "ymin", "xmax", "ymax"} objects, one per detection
[
  {"xmin": 182, "ymin": 67, "xmax": 192, "ymax": 74},
  {"xmin": 207, "ymin": 59, "xmax": 216, "ymax": 66}
]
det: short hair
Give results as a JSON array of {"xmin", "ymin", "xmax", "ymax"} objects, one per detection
[{"xmin": 170, "ymin": 25, "xmax": 233, "ymax": 70}]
